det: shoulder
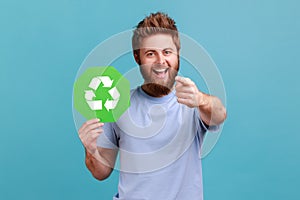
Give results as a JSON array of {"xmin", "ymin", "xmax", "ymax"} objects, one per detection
[{"xmin": 130, "ymin": 86, "xmax": 141, "ymax": 97}]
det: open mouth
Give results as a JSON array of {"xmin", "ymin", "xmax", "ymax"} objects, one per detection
[{"xmin": 153, "ymin": 68, "xmax": 169, "ymax": 78}]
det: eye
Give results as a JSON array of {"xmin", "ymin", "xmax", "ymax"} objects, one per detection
[
  {"xmin": 146, "ymin": 51, "xmax": 154, "ymax": 57},
  {"xmin": 164, "ymin": 50, "xmax": 173, "ymax": 55}
]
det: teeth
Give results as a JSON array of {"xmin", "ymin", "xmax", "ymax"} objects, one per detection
[{"xmin": 154, "ymin": 68, "xmax": 167, "ymax": 73}]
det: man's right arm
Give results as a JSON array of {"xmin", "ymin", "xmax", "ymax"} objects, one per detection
[
  {"xmin": 79, "ymin": 118, "xmax": 118, "ymax": 181},
  {"xmin": 84, "ymin": 147, "xmax": 117, "ymax": 180}
]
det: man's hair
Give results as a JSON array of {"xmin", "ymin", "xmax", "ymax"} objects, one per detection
[{"xmin": 132, "ymin": 12, "xmax": 181, "ymax": 62}]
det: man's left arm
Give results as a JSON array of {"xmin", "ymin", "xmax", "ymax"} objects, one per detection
[{"xmin": 175, "ymin": 76, "xmax": 227, "ymax": 126}]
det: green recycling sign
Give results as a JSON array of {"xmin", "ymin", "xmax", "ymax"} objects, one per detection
[{"xmin": 73, "ymin": 66, "xmax": 130, "ymax": 122}]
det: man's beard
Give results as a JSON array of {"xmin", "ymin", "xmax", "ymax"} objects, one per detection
[
  {"xmin": 142, "ymin": 83, "xmax": 173, "ymax": 97},
  {"xmin": 140, "ymin": 63, "xmax": 179, "ymax": 97}
]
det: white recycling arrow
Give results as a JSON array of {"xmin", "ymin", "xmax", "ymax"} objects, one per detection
[
  {"xmin": 88, "ymin": 76, "xmax": 114, "ymax": 90},
  {"xmin": 104, "ymin": 99, "xmax": 119, "ymax": 111},
  {"xmin": 85, "ymin": 90, "xmax": 96, "ymax": 101},
  {"xmin": 108, "ymin": 87, "xmax": 120, "ymax": 99},
  {"xmin": 104, "ymin": 86, "xmax": 120, "ymax": 111},
  {"xmin": 98, "ymin": 76, "xmax": 113, "ymax": 88},
  {"xmin": 87, "ymin": 100, "xmax": 102, "ymax": 110},
  {"xmin": 85, "ymin": 75, "xmax": 119, "ymax": 111},
  {"xmin": 88, "ymin": 77, "xmax": 101, "ymax": 90}
]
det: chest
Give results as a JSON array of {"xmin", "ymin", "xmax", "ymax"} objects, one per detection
[{"xmin": 115, "ymin": 103, "xmax": 196, "ymax": 153}]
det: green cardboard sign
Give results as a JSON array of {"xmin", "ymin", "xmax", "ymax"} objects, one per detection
[{"xmin": 74, "ymin": 66, "xmax": 130, "ymax": 122}]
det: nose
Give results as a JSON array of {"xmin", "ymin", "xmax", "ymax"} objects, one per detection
[{"xmin": 156, "ymin": 52, "xmax": 166, "ymax": 65}]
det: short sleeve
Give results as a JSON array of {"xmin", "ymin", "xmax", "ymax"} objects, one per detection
[
  {"xmin": 194, "ymin": 108, "xmax": 220, "ymax": 148},
  {"xmin": 195, "ymin": 108, "xmax": 220, "ymax": 133},
  {"xmin": 96, "ymin": 122, "xmax": 119, "ymax": 150}
]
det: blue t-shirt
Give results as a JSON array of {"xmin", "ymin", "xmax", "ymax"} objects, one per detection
[{"xmin": 97, "ymin": 86, "xmax": 218, "ymax": 200}]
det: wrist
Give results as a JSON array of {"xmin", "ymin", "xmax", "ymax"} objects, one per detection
[
  {"xmin": 198, "ymin": 91, "xmax": 209, "ymax": 107},
  {"xmin": 85, "ymin": 148, "xmax": 101, "ymax": 161}
]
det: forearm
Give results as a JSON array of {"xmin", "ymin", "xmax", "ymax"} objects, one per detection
[
  {"xmin": 198, "ymin": 92, "xmax": 227, "ymax": 126},
  {"xmin": 85, "ymin": 149, "xmax": 113, "ymax": 181}
]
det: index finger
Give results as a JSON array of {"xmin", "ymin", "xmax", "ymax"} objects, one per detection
[
  {"xmin": 78, "ymin": 118, "xmax": 100, "ymax": 132},
  {"xmin": 175, "ymin": 76, "xmax": 191, "ymax": 85}
]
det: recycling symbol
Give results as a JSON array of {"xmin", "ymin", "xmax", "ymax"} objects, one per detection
[
  {"xmin": 73, "ymin": 66, "xmax": 130, "ymax": 122},
  {"xmin": 85, "ymin": 76, "xmax": 120, "ymax": 111}
]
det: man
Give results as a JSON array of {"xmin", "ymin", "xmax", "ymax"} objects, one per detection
[{"xmin": 79, "ymin": 12, "xmax": 226, "ymax": 200}]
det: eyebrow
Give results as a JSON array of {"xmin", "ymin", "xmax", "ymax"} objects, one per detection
[
  {"xmin": 144, "ymin": 49, "xmax": 155, "ymax": 54},
  {"xmin": 143, "ymin": 47, "xmax": 175, "ymax": 53},
  {"xmin": 163, "ymin": 48, "xmax": 175, "ymax": 51}
]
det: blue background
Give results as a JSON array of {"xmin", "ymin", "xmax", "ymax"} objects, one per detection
[{"xmin": 1, "ymin": 0, "xmax": 299, "ymax": 199}]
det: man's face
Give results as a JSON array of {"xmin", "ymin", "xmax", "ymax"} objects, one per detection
[{"xmin": 136, "ymin": 33, "xmax": 179, "ymax": 91}]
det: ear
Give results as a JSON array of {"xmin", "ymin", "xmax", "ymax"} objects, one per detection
[{"xmin": 134, "ymin": 52, "xmax": 140, "ymax": 65}]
